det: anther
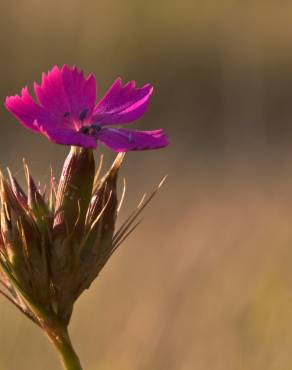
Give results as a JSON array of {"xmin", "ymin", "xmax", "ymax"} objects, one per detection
[
  {"xmin": 79, "ymin": 124, "xmax": 102, "ymax": 136},
  {"xmin": 79, "ymin": 109, "xmax": 88, "ymax": 120},
  {"xmin": 91, "ymin": 125, "xmax": 102, "ymax": 133}
]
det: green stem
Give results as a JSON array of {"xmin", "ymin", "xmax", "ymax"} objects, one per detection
[{"xmin": 46, "ymin": 324, "xmax": 83, "ymax": 370}]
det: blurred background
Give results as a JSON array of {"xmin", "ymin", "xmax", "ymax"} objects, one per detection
[{"xmin": 1, "ymin": 1, "xmax": 292, "ymax": 369}]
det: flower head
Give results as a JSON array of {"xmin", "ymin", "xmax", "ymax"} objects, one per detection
[
  {"xmin": 0, "ymin": 148, "xmax": 165, "ymax": 328},
  {"xmin": 5, "ymin": 65, "xmax": 168, "ymax": 151}
]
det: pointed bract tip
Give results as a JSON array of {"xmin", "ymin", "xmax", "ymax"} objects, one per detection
[
  {"xmin": 117, "ymin": 177, "xmax": 126, "ymax": 213},
  {"xmin": 6, "ymin": 168, "xmax": 28, "ymax": 208},
  {"xmin": 110, "ymin": 153, "xmax": 125, "ymax": 174},
  {"xmin": 0, "ymin": 175, "xmax": 5, "ymax": 199},
  {"xmin": 137, "ymin": 193, "xmax": 147, "ymax": 209},
  {"xmin": 158, "ymin": 175, "xmax": 168, "ymax": 189}
]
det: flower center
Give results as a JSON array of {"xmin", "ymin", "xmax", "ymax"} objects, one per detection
[{"xmin": 79, "ymin": 124, "xmax": 102, "ymax": 137}]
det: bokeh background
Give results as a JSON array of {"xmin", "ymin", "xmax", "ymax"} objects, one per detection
[{"xmin": 1, "ymin": 1, "xmax": 292, "ymax": 369}]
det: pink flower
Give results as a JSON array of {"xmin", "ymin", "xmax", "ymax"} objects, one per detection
[{"xmin": 5, "ymin": 65, "xmax": 168, "ymax": 151}]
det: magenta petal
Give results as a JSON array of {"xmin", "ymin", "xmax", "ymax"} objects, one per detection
[
  {"xmin": 5, "ymin": 87, "xmax": 56, "ymax": 132},
  {"xmin": 92, "ymin": 78, "xmax": 153, "ymax": 126},
  {"xmin": 40, "ymin": 127, "xmax": 97, "ymax": 148},
  {"xmin": 34, "ymin": 65, "xmax": 96, "ymax": 120},
  {"xmin": 98, "ymin": 128, "xmax": 168, "ymax": 152},
  {"xmin": 5, "ymin": 66, "xmax": 168, "ymax": 152},
  {"xmin": 61, "ymin": 65, "xmax": 97, "ymax": 117},
  {"xmin": 34, "ymin": 66, "xmax": 71, "ymax": 116}
]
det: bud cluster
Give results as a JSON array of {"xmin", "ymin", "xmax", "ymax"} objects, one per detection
[{"xmin": 0, "ymin": 147, "xmax": 132, "ymax": 327}]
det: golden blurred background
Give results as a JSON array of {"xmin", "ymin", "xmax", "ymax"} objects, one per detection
[{"xmin": 1, "ymin": 1, "xmax": 292, "ymax": 369}]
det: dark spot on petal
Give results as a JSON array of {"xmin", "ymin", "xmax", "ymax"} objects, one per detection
[
  {"xmin": 128, "ymin": 134, "xmax": 133, "ymax": 143},
  {"xmin": 79, "ymin": 108, "xmax": 88, "ymax": 120},
  {"xmin": 64, "ymin": 112, "xmax": 70, "ymax": 117}
]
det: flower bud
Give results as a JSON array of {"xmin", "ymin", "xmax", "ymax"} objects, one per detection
[
  {"xmin": 50, "ymin": 147, "xmax": 95, "ymax": 323},
  {"xmin": 53, "ymin": 147, "xmax": 95, "ymax": 238},
  {"xmin": 76, "ymin": 154, "xmax": 124, "ymax": 297},
  {"xmin": 23, "ymin": 164, "xmax": 52, "ymax": 237},
  {"xmin": 0, "ymin": 148, "xmax": 161, "ymax": 330},
  {"xmin": 0, "ymin": 172, "xmax": 52, "ymax": 312}
]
